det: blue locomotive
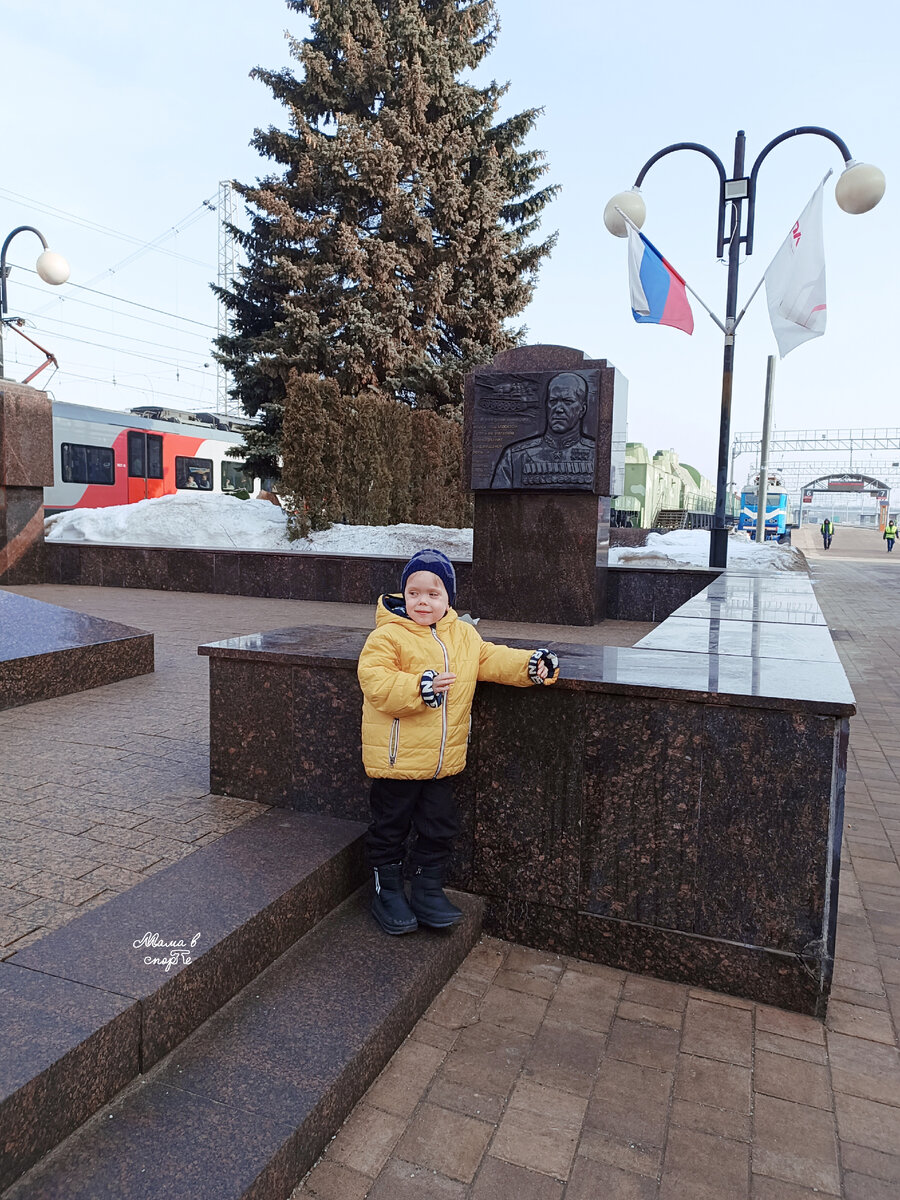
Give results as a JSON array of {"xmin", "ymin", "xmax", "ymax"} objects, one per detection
[{"xmin": 738, "ymin": 471, "xmax": 790, "ymax": 539}]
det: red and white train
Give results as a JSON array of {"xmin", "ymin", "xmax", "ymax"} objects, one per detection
[{"xmin": 45, "ymin": 401, "xmax": 261, "ymax": 516}]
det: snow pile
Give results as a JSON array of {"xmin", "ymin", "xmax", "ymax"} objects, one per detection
[
  {"xmin": 610, "ymin": 529, "xmax": 806, "ymax": 572},
  {"xmin": 43, "ymin": 493, "xmax": 475, "ymax": 558},
  {"xmin": 302, "ymin": 521, "xmax": 474, "ymax": 558},
  {"xmin": 44, "ymin": 494, "xmax": 805, "ymax": 572},
  {"xmin": 45, "ymin": 494, "xmax": 294, "ymax": 551}
]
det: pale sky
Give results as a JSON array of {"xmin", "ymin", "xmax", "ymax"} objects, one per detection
[{"xmin": 2, "ymin": 0, "xmax": 896, "ymax": 487}]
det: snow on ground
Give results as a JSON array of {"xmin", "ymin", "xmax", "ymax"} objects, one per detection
[
  {"xmin": 44, "ymin": 494, "xmax": 805, "ymax": 572},
  {"xmin": 611, "ymin": 529, "xmax": 806, "ymax": 572}
]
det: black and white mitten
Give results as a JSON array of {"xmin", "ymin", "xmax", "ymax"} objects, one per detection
[
  {"xmin": 527, "ymin": 648, "xmax": 559, "ymax": 685},
  {"xmin": 420, "ymin": 669, "xmax": 444, "ymax": 708}
]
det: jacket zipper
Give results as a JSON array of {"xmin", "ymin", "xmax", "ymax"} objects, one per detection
[
  {"xmin": 430, "ymin": 627, "xmax": 449, "ymax": 778},
  {"xmin": 389, "ymin": 718, "xmax": 400, "ymax": 766}
]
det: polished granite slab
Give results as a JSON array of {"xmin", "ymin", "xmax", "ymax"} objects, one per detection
[
  {"xmin": 672, "ymin": 590, "xmax": 826, "ymax": 626},
  {"xmin": 200, "ymin": 625, "xmax": 854, "ymax": 715},
  {"xmin": 0, "ymin": 963, "xmax": 140, "ymax": 1192},
  {"xmin": 0, "ymin": 591, "xmax": 154, "ymax": 710},
  {"xmin": 606, "ymin": 565, "xmax": 720, "ymax": 622},
  {"xmin": 0, "ymin": 591, "xmax": 150, "ymax": 662},
  {"xmin": 703, "ymin": 572, "xmax": 818, "ymax": 595},
  {"xmin": 634, "ymin": 616, "xmax": 840, "ymax": 665}
]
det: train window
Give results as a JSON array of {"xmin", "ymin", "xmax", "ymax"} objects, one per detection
[
  {"xmin": 175, "ymin": 456, "xmax": 213, "ymax": 490},
  {"xmin": 61, "ymin": 443, "xmax": 115, "ymax": 485},
  {"xmin": 221, "ymin": 461, "xmax": 255, "ymax": 494},
  {"xmin": 128, "ymin": 432, "xmax": 164, "ymax": 479},
  {"xmin": 147, "ymin": 435, "xmax": 163, "ymax": 479},
  {"xmin": 127, "ymin": 431, "xmax": 145, "ymax": 478}
]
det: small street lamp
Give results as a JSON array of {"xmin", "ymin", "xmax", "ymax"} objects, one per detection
[
  {"xmin": 604, "ymin": 128, "xmax": 885, "ymax": 568},
  {"xmin": 0, "ymin": 225, "xmax": 70, "ymax": 381}
]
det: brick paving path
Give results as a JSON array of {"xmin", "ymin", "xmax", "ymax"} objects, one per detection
[{"xmin": 296, "ymin": 532, "xmax": 900, "ymax": 1200}]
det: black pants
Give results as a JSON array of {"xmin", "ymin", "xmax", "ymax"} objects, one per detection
[
  {"xmin": 366, "ymin": 776, "xmax": 460, "ymax": 869},
  {"xmin": 822, "ymin": 534, "xmax": 832, "ymax": 549}
]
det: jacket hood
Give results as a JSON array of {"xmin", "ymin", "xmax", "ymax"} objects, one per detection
[{"xmin": 376, "ymin": 593, "xmax": 458, "ymax": 632}]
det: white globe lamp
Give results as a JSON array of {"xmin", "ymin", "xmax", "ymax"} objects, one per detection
[
  {"xmin": 835, "ymin": 161, "xmax": 886, "ymax": 215},
  {"xmin": 35, "ymin": 250, "xmax": 70, "ymax": 286},
  {"xmin": 603, "ymin": 190, "xmax": 646, "ymax": 238}
]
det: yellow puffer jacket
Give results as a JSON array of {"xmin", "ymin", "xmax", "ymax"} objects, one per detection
[{"xmin": 358, "ymin": 594, "xmax": 555, "ymax": 780}]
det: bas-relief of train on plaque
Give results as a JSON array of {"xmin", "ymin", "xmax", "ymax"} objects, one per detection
[{"xmin": 470, "ymin": 369, "xmax": 602, "ymax": 492}]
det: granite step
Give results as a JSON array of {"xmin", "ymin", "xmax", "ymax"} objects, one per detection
[
  {"xmin": 0, "ymin": 809, "xmax": 367, "ymax": 1192},
  {"xmin": 4, "ymin": 885, "xmax": 483, "ymax": 1200},
  {"xmin": 0, "ymin": 591, "xmax": 154, "ymax": 711}
]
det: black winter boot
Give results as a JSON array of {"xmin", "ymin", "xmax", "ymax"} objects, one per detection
[
  {"xmin": 410, "ymin": 865, "xmax": 463, "ymax": 929},
  {"xmin": 371, "ymin": 864, "xmax": 418, "ymax": 935}
]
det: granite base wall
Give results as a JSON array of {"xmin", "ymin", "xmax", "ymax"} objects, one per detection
[
  {"xmin": 46, "ymin": 542, "xmax": 714, "ymax": 624},
  {"xmin": 203, "ymin": 625, "xmax": 849, "ymax": 1015},
  {"xmin": 605, "ymin": 565, "xmax": 721, "ymax": 622}
]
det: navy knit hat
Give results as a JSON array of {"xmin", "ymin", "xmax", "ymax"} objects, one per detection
[{"xmin": 400, "ymin": 548, "xmax": 456, "ymax": 607}]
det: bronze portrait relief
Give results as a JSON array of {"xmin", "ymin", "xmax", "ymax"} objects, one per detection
[{"xmin": 470, "ymin": 369, "xmax": 600, "ymax": 492}]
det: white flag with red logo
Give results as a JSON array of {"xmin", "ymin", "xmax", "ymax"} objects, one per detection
[{"xmin": 765, "ymin": 182, "xmax": 827, "ymax": 357}]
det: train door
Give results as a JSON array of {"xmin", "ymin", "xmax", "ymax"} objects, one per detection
[{"xmin": 127, "ymin": 430, "xmax": 165, "ymax": 502}]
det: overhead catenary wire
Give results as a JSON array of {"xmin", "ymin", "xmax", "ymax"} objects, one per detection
[
  {"xmin": 59, "ymin": 369, "xmax": 217, "ymax": 406},
  {"xmin": 83, "ymin": 206, "xmax": 215, "ymax": 283},
  {"xmin": 31, "ymin": 310, "xmax": 215, "ymax": 359},
  {"xmin": 13, "ymin": 264, "xmax": 218, "ymax": 329},
  {"xmin": 0, "ymin": 186, "xmax": 217, "ymax": 270},
  {"xmin": 13, "ymin": 279, "xmax": 215, "ymax": 341},
  {"xmin": 0, "ymin": 190, "xmax": 237, "ymax": 407},
  {"xmin": 32, "ymin": 327, "xmax": 216, "ymax": 378}
]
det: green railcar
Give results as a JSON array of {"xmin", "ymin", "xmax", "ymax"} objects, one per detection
[{"xmin": 613, "ymin": 443, "xmax": 738, "ymax": 529}]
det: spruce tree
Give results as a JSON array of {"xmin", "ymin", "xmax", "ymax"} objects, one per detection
[{"xmin": 216, "ymin": 0, "xmax": 557, "ymax": 482}]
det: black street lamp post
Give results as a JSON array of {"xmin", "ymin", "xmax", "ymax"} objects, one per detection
[
  {"xmin": 0, "ymin": 225, "xmax": 69, "ymax": 380},
  {"xmin": 605, "ymin": 128, "xmax": 885, "ymax": 568}
]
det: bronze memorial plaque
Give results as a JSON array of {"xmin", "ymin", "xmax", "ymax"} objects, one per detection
[{"xmin": 470, "ymin": 369, "xmax": 601, "ymax": 491}]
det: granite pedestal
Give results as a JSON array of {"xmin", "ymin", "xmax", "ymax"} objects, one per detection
[
  {"xmin": 0, "ymin": 381, "xmax": 53, "ymax": 585},
  {"xmin": 465, "ymin": 345, "xmax": 627, "ymax": 625},
  {"xmin": 200, "ymin": 571, "xmax": 853, "ymax": 1015}
]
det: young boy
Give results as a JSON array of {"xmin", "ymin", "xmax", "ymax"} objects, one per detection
[{"xmin": 357, "ymin": 548, "xmax": 559, "ymax": 935}]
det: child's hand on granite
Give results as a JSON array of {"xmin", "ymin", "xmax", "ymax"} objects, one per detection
[{"xmin": 528, "ymin": 649, "xmax": 559, "ymax": 684}]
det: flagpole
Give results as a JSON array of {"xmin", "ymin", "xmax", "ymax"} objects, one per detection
[{"xmin": 615, "ymin": 208, "xmax": 727, "ymax": 333}]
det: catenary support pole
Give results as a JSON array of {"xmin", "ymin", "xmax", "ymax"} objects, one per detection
[{"xmin": 755, "ymin": 355, "xmax": 776, "ymax": 542}]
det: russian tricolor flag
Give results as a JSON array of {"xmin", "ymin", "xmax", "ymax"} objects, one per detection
[{"xmin": 627, "ymin": 224, "xmax": 694, "ymax": 335}]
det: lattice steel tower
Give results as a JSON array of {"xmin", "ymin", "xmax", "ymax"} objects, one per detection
[{"xmin": 216, "ymin": 180, "xmax": 238, "ymax": 417}]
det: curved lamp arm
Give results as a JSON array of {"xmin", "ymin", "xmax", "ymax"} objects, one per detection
[
  {"xmin": 746, "ymin": 127, "xmax": 853, "ymax": 253},
  {"xmin": 634, "ymin": 143, "xmax": 729, "ymax": 257},
  {"xmin": 0, "ymin": 226, "xmax": 50, "ymax": 315}
]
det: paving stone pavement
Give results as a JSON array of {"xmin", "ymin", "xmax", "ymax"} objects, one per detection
[{"xmin": 3, "ymin": 533, "xmax": 899, "ymax": 1198}]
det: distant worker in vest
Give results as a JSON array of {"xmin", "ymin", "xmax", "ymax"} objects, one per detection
[
  {"xmin": 884, "ymin": 519, "xmax": 898, "ymax": 552},
  {"xmin": 820, "ymin": 518, "xmax": 834, "ymax": 550}
]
